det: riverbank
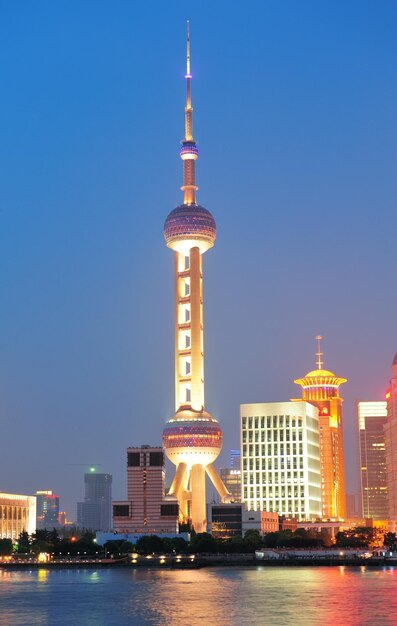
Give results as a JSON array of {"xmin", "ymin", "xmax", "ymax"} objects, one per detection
[{"xmin": 1, "ymin": 553, "xmax": 396, "ymax": 569}]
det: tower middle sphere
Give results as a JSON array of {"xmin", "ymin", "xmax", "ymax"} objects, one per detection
[{"xmin": 164, "ymin": 203, "xmax": 216, "ymax": 254}]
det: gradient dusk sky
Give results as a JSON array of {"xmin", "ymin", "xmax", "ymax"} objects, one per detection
[{"xmin": 1, "ymin": 1, "xmax": 396, "ymax": 519}]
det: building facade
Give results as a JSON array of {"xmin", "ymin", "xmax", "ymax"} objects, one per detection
[
  {"xmin": 35, "ymin": 490, "xmax": 60, "ymax": 529},
  {"xmin": 207, "ymin": 503, "xmax": 279, "ymax": 538},
  {"xmin": 77, "ymin": 471, "xmax": 112, "ymax": 532},
  {"xmin": 358, "ymin": 401, "xmax": 388, "ymax": 520},
  {"xmin": 0, "ymin": 493, "xmax": 36, "ymax": 540},
  {"xmin": 113, "ymin": 446, "xmax": 178, "ymax": 534},
  {"xmin": 294, "ymin": 337, "xmax": 347, "ymax": 519},
  {"xmin": 384, "ymin": 354, "xmax": 397, "ymax": 520},
  {"xmin": 161, "ymin": 24, "xmax": 230, "ymax": 533},
  {"xmin": 240, "ymin": 401, "xmax": 321, "ymax": 521},
  {"xmin": 219, "ymin": 468, "xmax": 242, "ymax": 502}
]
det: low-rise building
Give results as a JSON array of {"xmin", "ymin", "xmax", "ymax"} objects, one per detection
[
  {"xmin": 207, "ymin": 503, "xmax": 279, "ymax": 538},
  {"xmin": 0, "ymin": 492, "xmax": 36, "ymax": 540}
]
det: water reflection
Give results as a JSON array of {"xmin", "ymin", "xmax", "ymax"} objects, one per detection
[
  {"xmin": 0, "ymin": 566, "xmax": 397, "ymax": 626},
  {"xmin": 38, "ymin": 569, "xmax": 48, "ymax": 583}
]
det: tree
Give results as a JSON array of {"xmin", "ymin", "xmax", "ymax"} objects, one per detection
[
  {"xmin": 335, "ymin": 527, "xmax": 377, "ymax": 548},
  {"xmin": 189, "ymin": 532, "xmax": 218, "ymax": 554},
  {"xmin": 17, "ymin": 531, "xmax": 31, "ymax": 554},
  {"xmin": 103, "ymin": 540, "xmax": 133, "ymax": 556},
  {"xmin": 243, "ymin": 529, "xmax": 263, "ymax": 552},
  {"xmin": 0, "ymin": 539, "xmax": 13, "ymax": 556},
  {"xmin": 383, "ymin": 532, "xmax": 397, "ymax": 548},
  {"xmin": 136, "ymin": 535, "xmax": 165, "ymax": 554}
]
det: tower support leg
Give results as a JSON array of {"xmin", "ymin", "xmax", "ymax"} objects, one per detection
[
  {"xmin": 168, "ymin": 462, "xmax": 189, "ymax": 521},
  {"xmin": 206, "ymin": 463, "xmax": 232, "ymax": 502},
  {"xmin": 190, "ymin": 464, "xmax": 206, "ymax": 533}
]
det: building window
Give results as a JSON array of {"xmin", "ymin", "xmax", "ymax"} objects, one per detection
[
  {"xmin": 128, "ymin": 452, "xmax": 140, "ymax": 467},
  {"xmin": 149, "ymin": 451, "xmax": 163, "ymax": 466},
  {"xmin": 113, "ymin": 505, "xmax": 129, "ymax": 517},
  {"xmin": 161, "ymin": 503, "xmax": 179, "ymax": 516}
]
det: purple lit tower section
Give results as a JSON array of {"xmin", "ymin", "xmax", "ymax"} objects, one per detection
[{"xmin": 162, "ymin": 24, "xmax": 231, "ymax": 533}]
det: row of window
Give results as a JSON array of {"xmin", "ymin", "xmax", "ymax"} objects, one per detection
[
  {"xmin": 243, "ymin": 458, "xmax": 304, "ymax": 471},
  {"xmin": 243, "ymin": 444, "xmax": 304, "ymax": 457},
  {"xmin": 243, "ymin": 430, "xmax": 303, "ymax": 443},
  {"xmin": 242, "ymin": 416, "xmax": 303, "ymax": 429},
  {"xmin": 243, "ymin": 471, "xmax": 305, "ymax": 483}
]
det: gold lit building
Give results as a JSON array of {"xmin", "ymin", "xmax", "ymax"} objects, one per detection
[
  {"xmin": 0, "ymin": 492, "xmax": 36, "ymax": 540},
  {"xmin": 162, "ymin": 24, "xmax": 230, "ymax": 533},
  {"xmin": 294, "ymin": 336, "xmax": 347, "ymax": 519}
]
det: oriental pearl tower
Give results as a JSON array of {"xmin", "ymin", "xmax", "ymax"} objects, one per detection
[{"xmin": 162, "ymin": 23, "xmax": 230, "ymax": 533}]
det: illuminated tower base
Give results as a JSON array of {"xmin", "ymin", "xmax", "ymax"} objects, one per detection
[{"xmin": 162, "ymin": 24, "xmax": 230, "ymax": 533}]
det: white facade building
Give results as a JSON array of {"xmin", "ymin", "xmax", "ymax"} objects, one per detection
[
  {"xmin": 0, "ymin": 492, "xmax": 36, "ymax": 540},
  {"xmin": 240, "ymin": 401, "xmax": 321, "ymax": 520}
]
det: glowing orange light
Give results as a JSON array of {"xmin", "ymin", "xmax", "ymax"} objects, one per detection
[{"xmin": 386, "ymin": 392, "xmax": 391, "ymax": 399}]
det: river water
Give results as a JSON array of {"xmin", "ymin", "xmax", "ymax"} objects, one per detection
[{"xmin": 0, "ymin": 565, "xmax": 396, "ymax": 626}]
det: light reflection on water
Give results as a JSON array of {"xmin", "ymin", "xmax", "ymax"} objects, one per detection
[{"xmin": 0, "ymin": 566, "xmax": 397, "ymax": 626}]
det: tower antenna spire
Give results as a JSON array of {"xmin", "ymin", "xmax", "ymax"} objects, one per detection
[
  {"xmin": 315, "ymin": 335, "xmax": 323, "ymax": 369},
  {"xmin": 186, "ymin": 20, "xmax": 191, "ymax": 77},
  {"xmin": 180, "ymin": 20, "xmax": 197, "ymax": 203}
]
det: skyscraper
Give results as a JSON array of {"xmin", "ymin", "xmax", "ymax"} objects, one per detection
[
  {"xmin": 162, "ymin": 24, "xmax": 230, "ymax": 533},
  {"xmin": 294, "ymin": 336, "xmax": 347, "ymax": 519},
  {"xmin": 77, "ymin": 470, "xmax": 112, "ymax": 531},
  {"xmin": 240, "ymin": 401, "xmax": 321, "ymax": 520},
  {"xmin": 384, "ymin": 354, "xmax": 397, "ymax": 521},
  {"xmin": 35, "ymin": 490, "xmax": 60, "ymax": 529},
  {"xmin": 358, "ymin": 401, "xmax": 388, "ymax": 520},
  {"xmin": 113, "ymin": 446, "xmax": 178, "ymax": 533}
]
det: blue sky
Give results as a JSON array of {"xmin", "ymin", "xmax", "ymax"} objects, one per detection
[{"xmin": 1, "ymin": 1, "xmax": 396, "ymax": 518}]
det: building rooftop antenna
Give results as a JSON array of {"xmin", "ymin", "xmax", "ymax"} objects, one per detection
[{"xmin": 315, "ymin": 335, "xmax": 323, "ymax": 369}]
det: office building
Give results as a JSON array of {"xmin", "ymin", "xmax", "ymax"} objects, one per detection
[
  {"xmin": 294, "ymin": 336, "xmax": 347, "ymax": 518},
  {"xmin": 358, "ymin": 401, "xmax": 388, "ymax": 520},
  {"xmin": 113, "ymin": 446, "xmax": 178, "ymax": 534},
  {"xmin": 219, "ymin": 468, "xmax": 242, "ymax": 502},
  {"xmin": 240, "ymin": 401, "xmax": 321, "ymax": 521},
  {"xmin": 35, "ymin": 490, "xmax": 60, "ymax": 529},
  {"xmin": 384, "ymin": 354, "xmax": 397, "ymax": 520},
  {"xmin": 207, "ymin": 503, "xmax": 279, "ymax": 538},
  {"xmin": 230, "ymin": 450, "xmax": 241, "ymax": 470},
  {"xmin": 0, "ymin": 492, "xmax": 36, "ymax": 540},
  {"xmin": 162, "ymin": 24, "xmax": 230, "ymax": 533},
  {"xmin": 77, "ymin": 470, "xmax": 112, "ymax": 531},
  {"xmin": 346, "ymin": 493, "xmax": 362, "ymax": 519}
]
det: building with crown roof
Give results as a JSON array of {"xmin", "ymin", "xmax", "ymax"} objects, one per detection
[
  {"xmin": 162, "ymin": 24, "xmax": 230, "ymax": 533},
  {"xmin": 294, "ymin": 336, "xmax": 347, "ymax": 519},
  {"xmin": 384, "ymin": 354, "xmax": 397, "ymax": 522}
]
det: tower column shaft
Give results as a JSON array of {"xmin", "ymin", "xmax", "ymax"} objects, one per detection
[
  {"xmin": 174, "ymin": 252, "xmax": 180, "ymax": 410},
  {"xmin": 190, "ymin": 246, "xmax": 203, "ymax": 411},
  {"xmin": 190, "ymin": 464, "xmax": 206, "ymax": 532}
]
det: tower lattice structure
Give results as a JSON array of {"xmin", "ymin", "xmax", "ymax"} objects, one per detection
[{"xmin": 162, "ymin": 24, "xmax": 230, "ymax": 533}]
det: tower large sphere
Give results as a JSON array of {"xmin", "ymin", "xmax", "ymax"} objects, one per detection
[
  {"xmin": 162, "ymin": 413, "xmax": 222, "ymax": 467},
  {"xmin": 164, "ymin": 203, "xmax": 216, "ymax": 253}
]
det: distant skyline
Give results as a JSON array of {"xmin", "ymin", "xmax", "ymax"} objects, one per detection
[{"xmin": 1, "ymin": 1, "xmax": 396, "ymax": 518}]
